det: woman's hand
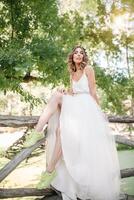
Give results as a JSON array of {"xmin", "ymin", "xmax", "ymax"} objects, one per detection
[
  {"xmin": 56, "ymin": 87, "xmax": 66, "ymax": 94},
  {"xmin": 56, "ymin": 87, "xmax": 74, "ymax": 96},
  {"xmin": 66, "ymin": 88, "xmax": 74, "ymax": 96}
]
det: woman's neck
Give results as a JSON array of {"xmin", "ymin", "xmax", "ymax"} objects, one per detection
[{"xmin": 75, "ymin": 63, "xmax": 81, "ymax": 71}]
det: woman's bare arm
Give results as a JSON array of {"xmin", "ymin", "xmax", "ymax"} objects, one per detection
[{"xmin": 85, "ymin": 66, "xmax": 99, "ymax": 105}]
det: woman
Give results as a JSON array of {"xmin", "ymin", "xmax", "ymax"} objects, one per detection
[{"xmin": 28, "ymin": 46, "xmax": 121, "ymax": 200}]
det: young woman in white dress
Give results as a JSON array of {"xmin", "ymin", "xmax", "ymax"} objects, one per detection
[{"xmin": 33, "ymin": 46, "xmax": 121, "ymax": 200}]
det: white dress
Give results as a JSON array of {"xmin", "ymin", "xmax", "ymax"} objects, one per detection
[{"xmin": 46, "ymin": 71, "xmax": 121, "ymax": 200}]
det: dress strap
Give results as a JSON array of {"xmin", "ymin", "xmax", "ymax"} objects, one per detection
[
  {"xmin": 83, "ymin": 67, "xmax": 87, "ymax": 78},
  {"xmin": 83, "ymin": 67, "xmax": 87, "ymax": 75}
]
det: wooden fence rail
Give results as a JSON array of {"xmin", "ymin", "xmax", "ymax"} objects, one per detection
[
  {"xmin": 0, "ymin": 115, "xmax": 133, "ymax": 199},
  {"xmin": 0, "ymin": 187, "xmax": 133, "ymax": 199},
  {"xmin": 0, "ymin": 115, "xmax": 134, "ymax": 127}
]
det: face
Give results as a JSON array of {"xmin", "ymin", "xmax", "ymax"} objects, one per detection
[{"xmin": 73, "ymin": 47, "xmax": 84, "ymax": 64}]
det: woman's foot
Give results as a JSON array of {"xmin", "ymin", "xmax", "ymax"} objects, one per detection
[
  {"xmin": 37, "ymin": 170, "xmax": 57, "ymax": 189},
  {"xmin": 23, "ymin": 129, "xmax": 44, "ymax": 147}
]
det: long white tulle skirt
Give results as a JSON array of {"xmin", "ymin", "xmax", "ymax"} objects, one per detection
[{"xmin": 46, "ymin": 93, "xmax": 121, "ymax": 200}]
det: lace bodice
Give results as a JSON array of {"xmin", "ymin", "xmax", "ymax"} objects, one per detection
[{"xmin": 72, "ymin": 71, "xmax": 90, "ymax": 93}]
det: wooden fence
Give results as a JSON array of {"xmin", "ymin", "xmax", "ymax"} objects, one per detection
[{"xmin": 0, "ymin": 115, "xmax": 134, "ymax": 199}]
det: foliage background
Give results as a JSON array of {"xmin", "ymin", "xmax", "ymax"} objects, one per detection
[{"xmin": 0, "ymin": 0, "xmax": 134, "ymax": 114}]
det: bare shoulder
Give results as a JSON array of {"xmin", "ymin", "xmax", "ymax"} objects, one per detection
[{"xmin": 84, "ymin": 66, "xmax": 95, "ymax": 76}]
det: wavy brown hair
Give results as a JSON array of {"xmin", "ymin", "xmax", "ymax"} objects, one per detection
[{"xmin": 68, "ymin": 46, "xmax": 88, "ymax": 74}]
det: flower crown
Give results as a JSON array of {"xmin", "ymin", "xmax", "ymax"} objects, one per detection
[{"xmin": 72, "ymin": 45, "xmax": 87, "ymax": 55}]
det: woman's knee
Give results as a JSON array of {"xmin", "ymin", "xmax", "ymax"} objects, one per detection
[{"xmin": 51, "ymin": 91, "xmax": 63, "ymax": 104}]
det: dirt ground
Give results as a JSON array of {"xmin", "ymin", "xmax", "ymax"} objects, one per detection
[{"xmin": 0, "ymin": 153, "xmax": 46, "ymax": 200}]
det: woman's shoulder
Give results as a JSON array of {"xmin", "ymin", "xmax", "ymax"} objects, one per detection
[{"xmin": 84, "ymin": 66, "xmax": 94, "ymax": 76}]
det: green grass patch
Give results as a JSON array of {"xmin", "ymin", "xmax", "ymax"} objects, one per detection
[{"xmin": 117, "ymin": 143, "xmax": 134, "ymax": 151}]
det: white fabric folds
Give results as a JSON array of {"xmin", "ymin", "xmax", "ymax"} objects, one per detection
[{"xmin": 46, "ymin": 72, "xmax": 121, "ymax": 200}]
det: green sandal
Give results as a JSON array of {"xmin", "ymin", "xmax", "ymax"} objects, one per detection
[
  {"xmin": 37, "ymin": 170, "xmax": 57, "ymax": 189},
  {"xmin": 23, "ymin": 129, "xmax": 44, "ymax": 148}
]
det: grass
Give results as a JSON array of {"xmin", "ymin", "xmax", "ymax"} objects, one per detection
[{"xmin": 117, "ymin": 143, "xmax": 134, "ymax": 151}]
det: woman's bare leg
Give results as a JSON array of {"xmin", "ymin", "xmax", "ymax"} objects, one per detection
[
  {"xmin": 35, "ymin": 91, "xmax": 63, "ymax": 132},
  {"xmin": 46, "ymin": 124, "xmax": 62, "ymax": 173}
]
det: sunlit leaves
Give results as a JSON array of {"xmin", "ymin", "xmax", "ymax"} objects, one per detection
[{"xmin": 0, "ymin": 0, "xmax": 133, "ymax": 114}]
